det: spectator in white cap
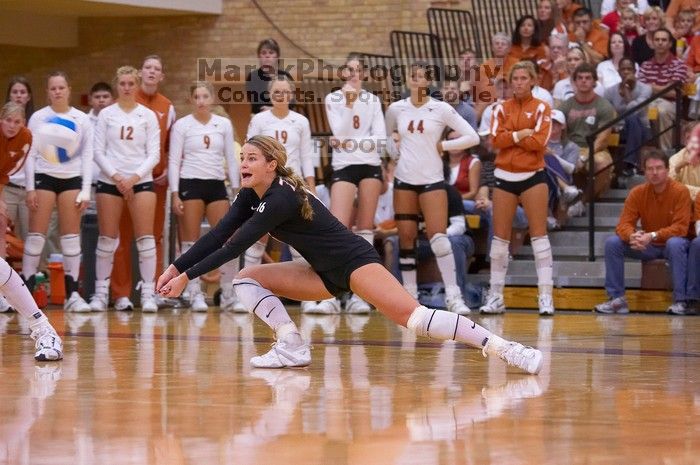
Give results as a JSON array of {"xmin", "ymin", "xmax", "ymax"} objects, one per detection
[{"xmin": 544, "ymin": 109, "xmax": 582, "ymax": 223}]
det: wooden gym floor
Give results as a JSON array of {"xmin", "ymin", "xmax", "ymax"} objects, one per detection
[{"xmin": 1, "ymin": 304, "xmax": 699, "ymax": 465}]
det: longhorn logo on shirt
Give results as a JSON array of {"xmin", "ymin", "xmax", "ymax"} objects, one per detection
[{"xmin": 525, "ymin": 112, "xmax": 533, "ymax": 119}]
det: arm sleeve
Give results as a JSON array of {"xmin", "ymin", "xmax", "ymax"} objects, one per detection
[
  {"xmin": 167, "ymin": 120, "xmax": 184, "ymax": 192},
  {"xmin": 299, "ymin": 119, "xmax": 315, "ymax": 179},
  {"xmin": 325, "ymin": 93, "xmax": 354, "ymax": 137},
  {"xmin": 491, "ymin": 103, "xmax": 517, "ymax": 149},
  {"xmin": 224, "ymin": 120, "xmax": 240, "ymax": 189},
  {"xmin": 615, "ymin": 190, "xmax": 641, "ymax": 242},
  {"xmin": 173, "ymin": 191, "xmax": 253, "ymax": 273},
  {"xmin": 441, "ymin": 105, "xmax": 480, "ymax": 151},
  {"xmin": 245, "ymin": 114, "xmax": 261, "ymax": 140},
  {"xmin": 369, "ymin": 98, "xmax": 388, "ymax": 155},
  {"xmin": 93, "ymin": 111, "xmax": 117, "ymax": 179},
  {"xmin": 136, "ymin": 111, "xmax": 161, "ymax": 180},
  {"xmin": 79, "ymin": 118, "xmax": 94, "ymax": 192},
  {"xmin": 23, "ymin": 113, "xmax": 40, "ymax": 191},
  {"xmin": 518, "ymin": 102, "xmax": 552, "ymax": 152},
  {"xmin": 182, "ymin": 190, "xmax": 296, "ymax": 279},
  {"xmin": 656, "ymin": 187, "xmax": 692, "ymax": 241},
  {"xmin": 384, "ymin": 104, "xmax": 400, "ymax": 158}
]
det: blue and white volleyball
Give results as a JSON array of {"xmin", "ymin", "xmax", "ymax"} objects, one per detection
[{"xmin": 34, "ymin": 116, "xmax": 80, "ymax": 164}]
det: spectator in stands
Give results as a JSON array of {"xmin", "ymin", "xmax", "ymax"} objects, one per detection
[
  {"xmin": 481, "ymin": 61, "xmax": 554, "ymax": 316},
  {"xmin": 246, "ymin": 38, "xmax": 294, "ymax": 115},
  {"xmin": 632, "ymin": 7, "xmax": 665, "ymax": 65},
  {"xmin": 669, "ymin": 123, "xmax": 700, "ymax": 199},
  {"xmin": 537, "ymin": 0, "xmax": 567, "ymax": 40},
  {"xmin": 618, "ymin": 7, "xmax": 643, "ymax": 46},
  {"xmin": 441, "ymin": 79, "xmax": 477, "ymax": 130},
  {"xmin": 569, "ymin": 7, "xmax": 610, "ymax": 65},
  {"xmin": 557, "ymin": 0, "xmax": 584, "ymax": 29},
  {"xmin": 559, "ymin": 63, "xmax": 616, "ymax": 207},
  {"xmin": 540, "ymin": 34, "xmax": 570, "ymax": 91},
  {"xmin": 597, "ymin": 32, "xmax": 635, "ymax": 90},
  {"xmin": 686, "ymin": 35, "xmax": 700, "ymax": 118},
  {"xmin": 523, "ymin": 59, "xmax": 555, "ymax": 107},
  {"xmin": 445, "ymin": 129, "xmax": 481, "ymax": 207},
  {"xmin": 505, "ymin": 15, "xmax": 548, "ymax": 75},
  {"xmin": 672, "ymin": 10, "xmax": 695, "ymax": 59},
  {"xmin": 553, "ymin": 46, "xmax": 605, "ymax": 105},
  {"xmin": 605, "ymin": 57, "xmax": 652, "ymax": 175},
  {"xmin": 688, "ymin": 192, "xmax": 700, "ymax": 313},
  {"xmin": 458, "ymin": 48, "xmax": 478, "ymax": 98},
  {"xmin": 638, "ymin": 27, "xmax": 691, "ymax": 152},
  {"xmin": 3, "ymin": 76, "xmax": 34, "ymax": 256},
  {"xmin": 595, "ymin": 149, "xmax": 692, "ymax": 315},
  {"xmin": 602, "ymin": 0, "xmax": 638, "ymax": 33},
  {"xmin": 665, "ymin": 0, "xmax": 700, "ymax": 38},
  {"xmin": 544, "ymin": 110, "xmax": 582, "ymax": 220},
  {"xmin": 600, "ymin": 0, "xmax": 649, "ymax": 17},
  {"xmin": 474, "ymin": 32, "xmax": 511, "ymax": 119}
]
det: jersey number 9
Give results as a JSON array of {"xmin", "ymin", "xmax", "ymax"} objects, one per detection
[{"xmin": 204, "ymin": 135, "xmax": 211, "ymax": 149}]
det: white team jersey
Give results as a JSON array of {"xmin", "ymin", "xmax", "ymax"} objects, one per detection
[
  {"xmin": 385, "ymin": 97, "xmax": 480, "ymax": 185},
  {"xmin": 94, "ymin": 103, "xmax": 160, "ymax": 184},
  {"xmin": 24, "ymin": 106, "xmax": 94, "ymax": 192},
  {"xmin": 324, "ymin": 89, "xmax": 386, "ymax": 170},
  {"xmin": 246, "ymin": 110, "xmax": 314, "ymax": 178},
  {"xmin": 169, "ymin": 114, "xmax": 240, "ymax": 191}
]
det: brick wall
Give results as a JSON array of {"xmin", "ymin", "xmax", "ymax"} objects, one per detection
[{"xmin": 1, "ymin": 0, "xmax": 472, "ymax": 134}]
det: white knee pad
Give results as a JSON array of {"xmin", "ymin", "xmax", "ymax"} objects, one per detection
[
  {"xmin": 24, "ymin": 233, "xmax": 46, "ymax": 257},
  {"xmin": 429, "ymin": 233, "xmax": 452, "ymax": 257},
  {"xmin": 96, "ymin": 236, "xmax": 119, "ymax": 258},
  {"xmin": 136, "ymin": 235, "xmax": 157, "ymax": 258},
  {"xmin": 531, "ymin": 235, "xmax": 553, "ymax": 268},
  {"xmin": 181, "ymin": 241, "xmax": 195, "ymax": 255},
  {"xmin": 232, "ymin": 277, "xmax": 268, "ymax": 314},
  {"xmin": 356, "ymin": 229, "xmax": 374, "ymax": 245},
  {"xmin": 490, "ymin": 236, "xmax": 510, "ymax": 262},
  {"xmin": 60, "ymin": 234, "xmax": 81, "ymax": 258}
]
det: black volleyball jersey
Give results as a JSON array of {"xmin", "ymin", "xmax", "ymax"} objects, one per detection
[{"xmin": 174, "ymin": 177, "xmax": 378, "ymax": 279}]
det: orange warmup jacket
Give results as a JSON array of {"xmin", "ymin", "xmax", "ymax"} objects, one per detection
[{"xmin": 491, "ymin": 94, "xmax": 552, "ymax": 173}]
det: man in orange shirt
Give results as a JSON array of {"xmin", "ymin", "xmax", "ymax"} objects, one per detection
[
  {"xmin": 568, "ymin": 7, "xmax": 609, "ymax": 65},
  {"xmin": 110, "ymin": 55, "xmax": 175, "ymax": 311},
  {"xmin": 595, "ymin": 150, "xmax": 692, "ymax": 315}
]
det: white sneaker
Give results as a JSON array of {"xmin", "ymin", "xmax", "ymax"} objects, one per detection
[
  {"xmin": 190, "ymin": 292, "xmax": 209, "ymax": 312},
  {"xmin": 445, "ymin": 291, "xmax": 471, "ymax": 315},
  {"xmin": 250, "ymin": 332, "xmax": 311, "ymax": 368},
  {"xmin": 567, "ymin": 200, "xmax": 586, "ymax": 217},
  {"xmin": 89, "ymin": 293, "xmax": 108, "ymax": 312},
  {"xmin": 138, "ymin": 282, "xmax": 158, "ymax": 313},
  {"xmin": 484, "ymin": 339, "xmax": 543, "ymax": 375},
  {"xmin": 300, "ymin": 300, "xmax": 318, "ymax": 313},
  {"xmin": 479, "ymin": 291, "xmax": 506, "ymax": 314},
  {"xmin": 220, "ymin": 287, "xmax": 247, "ymax": 313},
  {"xmin": 345, "ymin": 294, "xmax": 371, "ymax": 314},
  {"xmin": 64, "ymin": 292, "xmax": 91, "ymax": 313},
  {"xmin": 31, "ymin": 325, "xmax": 63, "ymax": 361},
  {"xmin": 0, "ymin": 295, "xmax": 13, "ymax": 313},
  {"xmin": 538, "ymin": 293, "xmax": 555, "ymax": 316},
  {"xmin": 114, "ymin": 296, "xmax": 134, "ymax": 312},
  {"xmin": 313, "ymin": 298, "xmax": 341, "ymax": 315},
  {"xmin": 560, "ymin": 185, "xmax": 582, "ymax": 205}
]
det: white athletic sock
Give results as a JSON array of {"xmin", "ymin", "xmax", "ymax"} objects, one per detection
[
  {"xmin": 219, "ymin": 259, "xmax": 238, "ymax": 293},
  {"xmin": 95, "ymin": 236, "xmax": 119, "ymax": 281},
  {"xmin": 233, "ymin": 277, "xmax": 298, "ymax": 338},
  {"xmin": 356, "ymin": 229, "xmax": 374, "ymax": 245},
  {"xmin": 489, "ymin": 236, "xmax": 510, "ymax": 295},
  {"xmin": 0, "ymin": 258, "xmax": 49, "ymax": 327},
  {"xmin": 531, "ymin": 235, "xmax": 554, "ymax": 296},
  {"xmin": 243, "ymin": 241, "xmax": 266, "ymax": 268},
  {"xmin": 407, "ymin": 305, "xmax": 506, "ymax": 349},
  {"xmin": 399, "ymin": 248, "xmax": 417, "ymax": 296},
  {"xmin": 430, "ymin": 233, "xmax": 458, "ymax": 288}
]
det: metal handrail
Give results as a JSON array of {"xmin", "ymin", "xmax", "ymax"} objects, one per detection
[{"xmin": 584, "ymin": 80, "xmax": 684, "ymax": 261}]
